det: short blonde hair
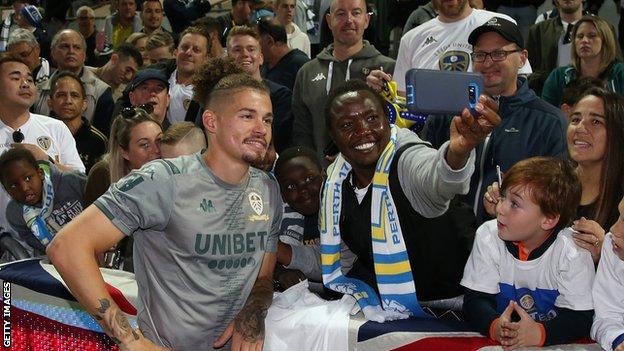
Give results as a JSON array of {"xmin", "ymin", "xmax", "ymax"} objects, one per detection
[
  {"xmin": 159, "ymin": 122, "xmax": 206, "ymax": 157},
  {"xmin": 125, "ymin": 32, "xmax": 148, "ymax": 46},
  {"xmin": 146, "ymin": 30, "xmax": 175, "ymax": 52},
  {"xmin": 76, "ymin": 5, "xmax": 95, "ymax": 18},
  {"xmin": 160, "ymin": 122, "xmax": 206, "ymax": 147}
]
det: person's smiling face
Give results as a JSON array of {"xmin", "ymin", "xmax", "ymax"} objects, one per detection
[{"xmin": 328, "ymin": 90, "xmax": 390, "ymax": 173}]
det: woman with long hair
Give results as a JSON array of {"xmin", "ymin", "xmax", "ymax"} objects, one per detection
[
  {"xmin": 542, "ymin": 15, "xmax": 624, "ymax": 107},
  {"xmin": 83, "ymin": 107, "xmax": 162, "ymax": 271},
  {"xmin": 567, "ymin": 88, "xmax": 624, "ymax": 262},
  {"xmin": 484, "ymin": 87, "xmax": 624, "ymax": 262},
  {"xmin": 84, "ymin": 107, "xmax": 162, "ymax": 206}
]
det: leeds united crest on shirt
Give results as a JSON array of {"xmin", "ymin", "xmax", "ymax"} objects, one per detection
[
  {"xmin": 248, "ymin": 191, "xmax": 269, "ymax": 221},
  {"xmin": 37, "ymin": 136, "xmax": 52, "ymax": 150}
]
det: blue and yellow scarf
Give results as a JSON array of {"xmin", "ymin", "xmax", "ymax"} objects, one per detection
[
  {"xmin": 320, "ymin": 125, "xmax": 427, "ymax": 322},
  {"xmin": 22, "ymin": 163, "xmax": 57, "ymax": 246}
]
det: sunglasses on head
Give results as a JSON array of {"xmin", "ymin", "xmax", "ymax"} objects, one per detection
[
  {"xmin": 12, "ymin": 129, "xmax": 24, "ymax": 143},
  {"xmin": 121, "ymin": 104, "xmax": 155, "ymax": 118}
]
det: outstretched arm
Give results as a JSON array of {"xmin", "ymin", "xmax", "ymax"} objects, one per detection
[{"xmin": 47, "ymin": 205, "xmax": 168, "ymax": 351}]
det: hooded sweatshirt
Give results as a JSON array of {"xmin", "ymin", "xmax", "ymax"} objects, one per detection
[{"xmin": 291, "ymin": 41, "xmax": 395, "ymax": 162}]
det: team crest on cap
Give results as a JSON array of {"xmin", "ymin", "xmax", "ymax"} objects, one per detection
[
  {"xmin": 37, "ymin": 136, "xmax": 51, "ymax": 150},
  {"xmin": 439, "ymin": 51, "xmax": 470, "ymax": 71}
]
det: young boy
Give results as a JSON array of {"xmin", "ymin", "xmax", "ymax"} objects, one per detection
[
  {"xmin": 462, "ymin": 157, "xmax": 595, "ymax": 348},
  {"xmin": 592, "ymin": 197, "xmax": 624, "ymax": 351},
  {"xmin": 274, "ymin": 146, "xmax": 355, "ymax": 292},
  {"xmin": 274, "ymin": 146, "xmax": 324, "ymax": 289},
  {"xmin": 0, "ymin": 148, "xmax": 86, "ymax": 255}
]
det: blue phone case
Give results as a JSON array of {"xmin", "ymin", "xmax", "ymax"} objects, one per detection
[{"xmin": 405, "ymin": 69, "xmax": 484, "ymax": 115}]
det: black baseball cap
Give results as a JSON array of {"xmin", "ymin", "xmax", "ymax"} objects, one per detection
[
  {"xmin": 468, "ymin": 17, "xmax": 524, "ymax": 49},
  {"xmin": 128, "ymin": 69, "xmax": 169, "ymax": 92}
]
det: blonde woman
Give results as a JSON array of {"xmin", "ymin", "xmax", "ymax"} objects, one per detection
[{"xmin": 543, "ymin": 15, "xmax": 624, "ymax": 106}]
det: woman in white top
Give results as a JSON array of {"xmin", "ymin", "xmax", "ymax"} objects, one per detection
[{"xmin": 275, "ymin": 0, "xmax": 311, "ymax": 57}]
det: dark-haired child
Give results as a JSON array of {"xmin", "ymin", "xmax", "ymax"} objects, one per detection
[
  {"xmin": 462, "ymin": 157, "xmax": 594, "ymax": 348},
  {"xmin": 274, "ymin": 146, "xmax": 355, "ymax": 290},
  {"xmin": 274, "ymin": 146, "xmax": 324, "ymax": 289},
  {"xmin": 0, "ymin": 148, "xmax": 86, "ymax": 255}
]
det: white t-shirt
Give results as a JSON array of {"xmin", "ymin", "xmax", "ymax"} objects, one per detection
[
  {"xmin": 557, "ymin": 21, "xmax": 575, "ymax": 68},
  {"xmin": 394, "ymin": 9, "xmax": 533, "ymax": 92},
  {"xmin": 0, "ymin": 113, "xmax": 85, "ymax": 236},
  {"xmin": 591, "ymin": 234, "xmax": 624, "ymax": 351},
  {"xmin": 461, "ymin": 220, "xmax": 594, "ymax": 321},
  {"xmin": 287, "ymin": 23, "xmax": 311, "ymax": 58},
  {"xmin": 166, "ymin": 69, "xmax": 194, "ymax": 124}
]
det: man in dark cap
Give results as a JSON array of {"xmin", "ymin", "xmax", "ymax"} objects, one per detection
[
  {"xmin": 423, "ymin": 17, "xmax": 568, "ymax": 224},
  {"xmin": 114, "ymin": 69, "xmax": 171, "ymax": 129}
]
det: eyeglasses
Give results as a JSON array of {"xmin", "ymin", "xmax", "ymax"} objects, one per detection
[
  {"xmin": 12, "ymin": 129, "xmax": 24, "ymax": 143},
  {"xmin": 470, "ymin": 49, "xmax": 522, "ymax": 63},
  {"xmin": 77, "ymin": 16, "xmax": 94, "ymax": 20},
  {"xmin": 121, "ymin": 104, "xmax": 154, "ymax": 118}
]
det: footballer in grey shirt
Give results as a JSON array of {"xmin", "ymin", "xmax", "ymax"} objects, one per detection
[{"xmin": 95, "ymin": 154, "xmax": 282, "ymax": 350}]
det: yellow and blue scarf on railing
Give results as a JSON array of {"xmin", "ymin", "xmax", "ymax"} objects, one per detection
[{"xmin": 320, "ymin": 125, "xmax": 428, "ymax": 322}]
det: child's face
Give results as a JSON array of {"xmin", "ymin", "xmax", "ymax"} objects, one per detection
[
  {"xmin": 3, "ymin": 160, "xmax": 44, "ymax": 206},
  {"xmin": 496, "ymin": 185, "xmax": 555, "ymax": 244},
  {"xmin": 277, "ymin": 156, "xmax": 323, "ymax": 216}
]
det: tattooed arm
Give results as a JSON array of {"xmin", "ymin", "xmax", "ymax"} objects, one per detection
[
  {"xmin": 47, "ymin": 206, "xmax": 169, "ymax": 351},
  {"xmin": 214, "ymin": 252, "xmax": 277, "ymax": 351}
]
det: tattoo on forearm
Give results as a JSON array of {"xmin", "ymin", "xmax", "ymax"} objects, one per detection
[
  {"xmin": 114, "ymin": 310, "xmax": 141, "ymax": 341},
  {"xmin": 93, "ymin": 297, "xmax": 141, "ymax": 344},
  {"xmin": 96, "ymin": 298, "xmax": 111, "ymax": 314},
  {"xmin": 234, "ymin": 277, "xmax": 274, "ymax": 342}
]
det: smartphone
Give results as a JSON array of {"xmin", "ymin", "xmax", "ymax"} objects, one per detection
[{"xmin": 405, "ymin": 69, "xmax": 484, "ymax": 115}]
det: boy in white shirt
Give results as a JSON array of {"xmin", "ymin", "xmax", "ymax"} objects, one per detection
[
  {"xmin": 462, "ymin": 157, "xmax": 594, "ymax": 348},
  {"xmin": 592, "ymin": 197, "xmax": 624, "ymax": 351}
]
